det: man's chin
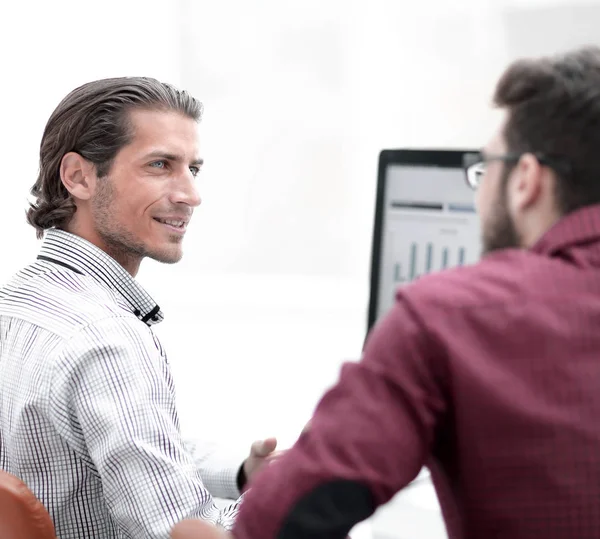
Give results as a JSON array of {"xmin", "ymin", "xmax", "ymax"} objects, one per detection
[
  {"xmin": 481, "ymin": 238, "xmax": 521, "ymax": 256},
  {"xmin": 481, "ymin": 216, "xmax": 521, "ymax": 256},
  {"xmin": 148, "ymin": 248, "xmax": 184, "ymax": 265}
]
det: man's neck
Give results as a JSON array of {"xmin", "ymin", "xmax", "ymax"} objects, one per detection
[{"xmin": 61, "ymin": 224, "xmax": 142, "ymax": 277}]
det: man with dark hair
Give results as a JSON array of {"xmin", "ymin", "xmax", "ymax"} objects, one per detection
[
  {"xmin": 0, "ymin": 77, "xmax": 278, "ymax": 538},
  {"xmin": 174, "ymin": 46, "xmax": 600, "ymax": 539}
]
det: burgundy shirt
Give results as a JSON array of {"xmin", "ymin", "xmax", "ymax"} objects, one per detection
[{"xmin": 234, "ymin": 204, "xmax": 600, "ymax": 539}]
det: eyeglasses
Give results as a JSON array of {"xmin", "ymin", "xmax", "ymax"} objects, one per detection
[{"xmin": 462, "ymin": 151, "xmax": 572, "ymax": 190}]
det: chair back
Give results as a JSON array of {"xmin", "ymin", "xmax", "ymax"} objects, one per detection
[{"xmin": 0, "ymin": 470, "xmax": 57, "ymax": 539}]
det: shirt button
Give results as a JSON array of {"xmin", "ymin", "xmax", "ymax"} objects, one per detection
[{"xmin": 134, "ymin": 309, "xmax": 141, "ymax": 317}]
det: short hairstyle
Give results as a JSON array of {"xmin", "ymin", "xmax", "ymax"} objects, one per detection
[
  {"xmin": 27, "ymin": 77, "xmax": 203, "ymax": 238},
  {"xmin": 494, "ymin": 46, "xmax": 600, "ymax": 215}
]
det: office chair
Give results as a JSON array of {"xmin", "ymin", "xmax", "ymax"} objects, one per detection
[{"xmin": 0, "ymin": 470, "xmax": 57, "ymax": 539}]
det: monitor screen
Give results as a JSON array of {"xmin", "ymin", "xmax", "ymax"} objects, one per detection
[{"xmin": 368, "ymin": 150, "xmax": 481, "ymax": 328}]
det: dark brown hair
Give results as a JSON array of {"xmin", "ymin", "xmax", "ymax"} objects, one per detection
[
  {"xmin": 494, "ymin": 46, "xmax": 600, "ymax": 215},
  {"xmin": 27, "ymin": 77, "xmax": 203, "ymax": 238}
]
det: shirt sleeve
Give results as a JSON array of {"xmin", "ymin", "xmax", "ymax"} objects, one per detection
[
  {"xmin": 47, "ymin": 315, "xmax": 242, "ymax": 538},
  {"xmin": 231, "ymin": 295, "xmax": 448, "ymax": 539},
  {"xmin": 184, "ymin": 439, "xmax": 243, "ymax": 499}
]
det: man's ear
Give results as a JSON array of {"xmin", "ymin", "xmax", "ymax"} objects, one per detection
[
  {"xmin": 508, "ymin": 152, "xmax": 544, "ymax": 212},
  {"xmin": 60, "ymin": 152, "xmax": 96, "ymax": 201}
]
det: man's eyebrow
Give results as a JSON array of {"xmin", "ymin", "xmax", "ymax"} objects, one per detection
[{"xmin": 144, "ymin": 151, "xmax": 204, "ymax": 166}]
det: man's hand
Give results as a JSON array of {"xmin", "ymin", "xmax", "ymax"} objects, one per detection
[
  {"xmin": 171, "ymin": 519, "xmax": 231, "ymax": 539},
  {"xmin": 170, "ymin": 518, "xmax": 353, "ymax": 539},
  {"xmin": 242, "ymin": 437, "xmax": 282, "ymax": 486}
]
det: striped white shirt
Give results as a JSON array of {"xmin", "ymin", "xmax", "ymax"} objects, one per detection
[{"xmin": 0, "ymin": 229, "xmax": 243, "ymax": 538}]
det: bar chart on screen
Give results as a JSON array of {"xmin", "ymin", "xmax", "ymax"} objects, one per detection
[
  {"xmin": 386, "ymin": 206, "xmax": 480, "ymax": 286},
  {"xmin": 393, "ymin": 242, "xmax": 468, "ymax": 283},
  {"xmin": 373, "ymin": 161, "xmax": 483, "ymax": 321}
]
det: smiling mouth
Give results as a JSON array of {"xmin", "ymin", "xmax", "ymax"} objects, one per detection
[{"xmin": 153, "ymin": 218, "xmax": 188, "ymax": 230}]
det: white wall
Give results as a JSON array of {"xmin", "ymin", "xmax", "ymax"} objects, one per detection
[{"xmin": 2, "ymin": 1, "xmax": 600, "ymax": 537}]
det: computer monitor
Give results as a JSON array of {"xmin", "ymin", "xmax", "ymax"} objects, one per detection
[{"xmin": 368, "ymin": 149, "xmax": 481, "ymax": 329}]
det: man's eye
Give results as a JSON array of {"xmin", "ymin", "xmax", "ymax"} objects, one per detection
[
  {"xmin": 149, "ymin": 160, "xmax": 166, "ymax": 169},
  {"xmin": 189, "ymin": 166, "xmax": 201, "ymax": 177}
]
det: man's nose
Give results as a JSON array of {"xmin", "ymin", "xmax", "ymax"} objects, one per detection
[{"xmin": 170, "ymin": 171, "xmax": 202, "ymax": 207}]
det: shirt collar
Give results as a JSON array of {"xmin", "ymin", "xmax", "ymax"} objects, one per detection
[
  {"xmin": 532, "ymin": 203, "xmax": 600, "ymax": 257},
  {"xmin": 38, "ymin": 228, "xmax": 164, "ymax": 326}
]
